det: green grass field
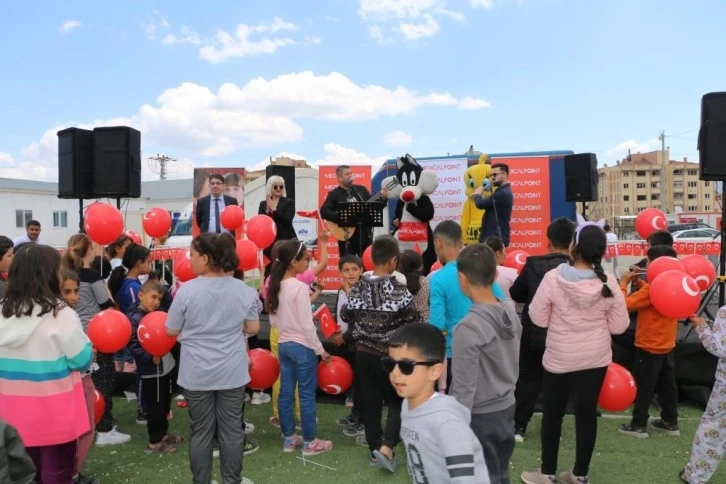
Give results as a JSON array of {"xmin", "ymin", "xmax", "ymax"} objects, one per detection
[{"xmin": 83, "ymin": 396, "xmax": 724, "ymax": 483}]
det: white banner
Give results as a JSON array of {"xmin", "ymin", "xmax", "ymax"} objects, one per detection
[{"xmin": 422, "ymin": 157, "xmax": 468, "ymax": 230}]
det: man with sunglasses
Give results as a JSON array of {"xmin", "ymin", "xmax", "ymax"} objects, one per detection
[
  {"xmin": 195, "ymin": 173, "xmax": 239, "ymax": 234},
  {"xmin": 474, "ymin": 163, "xmax": 514, "ymax": 246}
]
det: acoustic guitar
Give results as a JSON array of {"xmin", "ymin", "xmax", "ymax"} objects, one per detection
[{"xmin": 326, "ymin": 179, "xmax": 399, "ymax": 241}]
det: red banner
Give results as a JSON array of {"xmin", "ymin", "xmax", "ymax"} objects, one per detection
[
  {"xmin": 608, "ymin": 241, "xmax": 721, "ymax": 256},
  {"xmin": 317, "ymin": 165, "xmax": 372, "ymax": 290},
  {"xmin": 495, "ymin": 156, "xmax": 551, "ymax": 255}
]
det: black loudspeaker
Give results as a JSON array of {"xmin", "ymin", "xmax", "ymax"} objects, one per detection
[
  {"xmin": 93, "ymin": 127, "xmax": 141, "ymax": 198},
  {"xmin": 57, "ymin": 128, "xmax": 94, "ymax": 199},
  {"xmin": 265, "ymin": 165, "xmax": 296, "ymax": 201},
  {"xmin": 698, "ymin": 92, "xmax": 726, "ymax": 180},
  {"xmin": 564, "ymin": 153, "xmax": 598, "ymax": 202}
]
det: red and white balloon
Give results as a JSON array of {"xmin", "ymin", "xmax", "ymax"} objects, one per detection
[
  {"xmin": 142, "ymin": 208, "xmax": 172, "ymax": 238},
  {"xmin": 635, "ymin": 208, "xmax": 668, "ymax": 240},
  {"xmin": 84, "ymin": 204, "xmax": 124, "ymax": 245},
  {"xmin": 649, "ymin": 269, "xmax": 701, "ymax": 319},
  {"xmin": 681, "ymin": 255, "xmax": 716, "ymax": 292},
  {"xmin": 503, "ymin": 250, "xmax": 529, "ymax": 273}
]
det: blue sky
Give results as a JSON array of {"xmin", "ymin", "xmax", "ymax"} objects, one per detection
[{"xmin": 1, "ymin": 0, "xmax": 724, "ymax": 181}]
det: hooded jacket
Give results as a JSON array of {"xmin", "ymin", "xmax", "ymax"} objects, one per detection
[
  {"xmin": 509, "ymin": 253, "xmax": 571, "ymax": 349},
  {"xmin": 451, "ymin": 301, "xmax": 522, "ymax": 414},
  {"xmin": 0, "ymin": 419, "xmax": 35, "ymax": 484},
  {"xmin": 340, "ymin": 274, "xmax": 419, "ymax": 355},
  {"xmin": 400, "ymin": 394, "xmax": 490, "ymax": 483},
  {"xmin": 0, "ymin": 306, "xmax": 93, "ymax": 447},
  {"xmin": 528, "ymin": 263, "xmax": 630, "ymax": 374}
]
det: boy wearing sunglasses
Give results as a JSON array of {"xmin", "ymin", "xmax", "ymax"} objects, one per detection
[
  {"xmin": 452, "ymin": 243, "xmax": 522, "ymax": 484},
  {"xmin": 387, "ymin": 324, "xmax": 489, "ymax": 483}
]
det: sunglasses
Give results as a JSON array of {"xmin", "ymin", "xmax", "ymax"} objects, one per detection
[
  {"xmin": 381, "ymin": 356, "xmax": 440, "ymax": 375},
  {"xmin": 273, "ymin": 185, "xmax": 284, "ymax": 189}
]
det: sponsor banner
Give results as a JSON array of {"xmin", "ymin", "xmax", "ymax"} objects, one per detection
[
  {"xmin": 422, "ymin": 157, "xmax": 469, "ymax": 230},
  {"xmin": 317, "ymin": 165, "xmax": 372, "ymax": 290},
  {"xmin": 495, "ymin": 156, "xmax": 551, "ymax": 256}
]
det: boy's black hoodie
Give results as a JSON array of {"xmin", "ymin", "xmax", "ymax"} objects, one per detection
[{"xmin": 127, "ymin": 306, "xmax": 176, "ymax": 377}]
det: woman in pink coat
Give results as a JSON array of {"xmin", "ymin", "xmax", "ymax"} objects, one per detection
[{"xmin": 521, "ymin": 223, "xmax": 629, "ymax": 484}]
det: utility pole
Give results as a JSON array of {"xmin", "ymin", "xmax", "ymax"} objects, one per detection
[
  {"xmin": 147, "ymin": 153, "xmax": 177, "ymax": 180},
  {"xmin": 659, "ymin": 130, "xmax": 667, "ymax": 212}
]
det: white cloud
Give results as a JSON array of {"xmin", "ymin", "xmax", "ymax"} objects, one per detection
[
  {"xmin": 369, "ymin": 25, "xmax": 391, "ymax": 44},
  {"xmin": 199, "ymin": 17, "xmax": 299, "ymax": 63},
  {"xmin": 359, "ymin": 0, "xmax": 477, "ymax": 40},
  {"xmin": 59, "ymin": 20, "xmax": 82, "ymax": 34},
  {"xmin": 8, "ymin": 71, "xmax": 486, "ymax": 181},
  {"xmin": 314, "ymin": 143, "xmax": 390, "ymax": 168},
  {"xmin": 457, "ymin": 96, "xmax": 492, "ymax": 110},
  {"xmin": 606, "ymin": 138, "xmax": 659, "ymax": 157},
  {"xmin": 399, "ymin": 14, "xmax": 440, "ymax": 40},
  {"xmin": 384, "ymin": 130, "xmax": 413, "ymax": 147},
  {"xmin": 162, "ymin": 27, "xmax": 202, "ymax": 45},
  {"xmin": 144, "ymin": 10, "xmax": 170, "ymax": 40},
  {"xmin": 470, "ymin": 0, "xmax": 494, "ymax": 8}
]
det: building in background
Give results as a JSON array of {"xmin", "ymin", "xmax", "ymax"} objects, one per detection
[{"xmin": 589, "ymin": 149, "xmax": 719, "ymax": 223}]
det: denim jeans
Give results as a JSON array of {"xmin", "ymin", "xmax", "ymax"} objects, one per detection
[{"xmin": 278, "ymin": 342, "xmax": 318, "ymax": 441}]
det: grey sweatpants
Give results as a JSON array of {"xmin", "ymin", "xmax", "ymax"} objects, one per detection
[
  {"xmin": 470, "ymin": 404, "xmax": 515, "ymax": 484},
  {"xmin": 185, "ymin": 386, "xmax": 246, "ymax": 484}
]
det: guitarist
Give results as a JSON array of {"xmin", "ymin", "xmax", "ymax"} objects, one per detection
[{"xmin": 320, "ymin": 165, "xmax": 388, "ymax": 257}]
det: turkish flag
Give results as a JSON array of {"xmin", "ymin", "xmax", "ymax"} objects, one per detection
[
  {"xmin": 617, "ymin": 243, "xmax": 633, "ymax": 256},
  {"xmin": 675, "ymin": 242, "xmax": 687, "ymax": 254},
  {"xmin": 632, "ymin": 244, "xmax": 643, "ymax": 257},
  {"xmin": 606, "ymin": 245, "xmax": 617, "ymax": 258},
  {"xmin": 686, "ymin": 243, "xmax": 695, "ymax": 254},
  {"xmin": 313, "ymin": 304, "xmax": 340, "ymax": 339},
  {"xmin": 695, "ymin": 243, "xmax": 706, "ymax": 255}
]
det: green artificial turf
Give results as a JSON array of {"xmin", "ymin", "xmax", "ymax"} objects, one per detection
[{"xmin": 82, "ymin": 397, "xmax": 724, "ymax": 483}]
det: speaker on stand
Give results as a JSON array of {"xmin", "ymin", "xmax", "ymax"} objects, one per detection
[{"xmin": 564, "ymin": 153, "xmax": 598, "ymax": 220}]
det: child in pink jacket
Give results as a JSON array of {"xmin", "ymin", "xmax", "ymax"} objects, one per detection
[{"xmin": 520, "ymin": 223, "xmax": 629, "ymax": 484}]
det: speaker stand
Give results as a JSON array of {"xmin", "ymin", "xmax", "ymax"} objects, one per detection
[
  {"xmin": 580, "ymin": 201, "xmax": 588, "ymax": 221},
  {"xmin": 116, "ymin": 198, "xmax": 121, "ymax": 210},
  {"xmin": 78, "ymin": 199, "xmax": 85, "ymax": 233}
]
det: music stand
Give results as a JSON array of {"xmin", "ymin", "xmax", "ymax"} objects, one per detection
[{"xmin": 336, "ymin": 201, "xmax": 385, "ymax": 255}]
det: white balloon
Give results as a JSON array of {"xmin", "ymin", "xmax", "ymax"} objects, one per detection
[{"xmin": 681, "ymin": 276, "xmax": 700, "ymax": 297}]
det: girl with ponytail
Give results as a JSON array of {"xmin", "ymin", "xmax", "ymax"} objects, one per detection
[
  {"xmin": 266, "ymin": 239, "xmax": 333, "ymax": 456},
  {"xmin": 521, "ymin": 222, "xmax": 630, "ymax": 484},
  {"xmin": 165, "ymin": 233, "xmax": 260, "ymax": 483}
]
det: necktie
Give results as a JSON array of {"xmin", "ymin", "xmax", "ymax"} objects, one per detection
[{"xmin": 214, "ymin": 198, "xmax": 221, "ymax": 233}]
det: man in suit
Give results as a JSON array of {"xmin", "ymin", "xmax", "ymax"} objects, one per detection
[
  {"xmin": 195, "ymin": 173, "xmax": 239, "ymax": 234},
  {"xmin": 320, "ymin": 165, "xmax": 387, "ymax": 257}
]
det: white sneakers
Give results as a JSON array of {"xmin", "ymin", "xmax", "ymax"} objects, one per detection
[
  {"xmin": 250, "ymin": 392, "xmax": 271, "ymax": 405},
  {"xmin": 95, "ymin": 427, "xmax": 131, "ymax": 446}
]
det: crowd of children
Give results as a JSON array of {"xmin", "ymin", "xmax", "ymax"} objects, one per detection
[{"xmin": 1, "ymin": 210, "xmax": 725, "ymax": 484}]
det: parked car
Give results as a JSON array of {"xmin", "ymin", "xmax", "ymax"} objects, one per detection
[
  {"xmin": 667, "ymin": 222, "xmax": 713, "ymax": 233},
  {"xmin": 671, "ymin": 228, "xmax": 721, "ymax": 242}
]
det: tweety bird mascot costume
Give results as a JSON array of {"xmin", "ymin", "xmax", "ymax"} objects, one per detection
[{"xmin": 461, "ymin": 154, "xmax": 492, "ymax": 244}]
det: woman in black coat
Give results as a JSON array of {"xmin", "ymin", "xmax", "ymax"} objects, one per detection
[{"xmin": 258, "ymin": 175, "xmax": 297, "ymax": 277}]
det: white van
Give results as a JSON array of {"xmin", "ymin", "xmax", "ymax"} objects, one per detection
[{"xmin": 165, "ymin": 202, "xmax": 193, "ymax": 247}]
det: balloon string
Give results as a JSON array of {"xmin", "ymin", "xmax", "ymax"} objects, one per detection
[{"xmin": 156, "ymin": 363, "xmax": 160, "ymax": 404}]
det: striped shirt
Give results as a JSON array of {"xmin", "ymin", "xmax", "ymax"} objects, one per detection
[{"xmin": 76, "ymin": 268, "xmax": 114, "ymax": 331}]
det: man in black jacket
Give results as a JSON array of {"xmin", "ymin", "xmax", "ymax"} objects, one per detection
[
  {"xmin": 474, "ymin": 163, "xmax": 514, "ymax": 246},
  {"xmin": 321, "ymin": 165, "xmax": 387, "ymax": 257},
  {"xmin": 195, "ymin": 173, "xmax": 239, "ymax": 234},
  {"xmin": 510, "ymin": 217, "xmax": 575, "ymax": 442}
]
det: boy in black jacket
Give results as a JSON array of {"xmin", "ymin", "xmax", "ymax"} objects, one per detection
[
  {"xmin": 341, "ymin": 236, "xmax": 419, "ymax": 472},
  {"xmin": 127, "ymin": 280, "xmax": 181, "ymax": 453},
  {"xmin": 509, "ymin": 217, "xmax": 574, "ymax": 442}
]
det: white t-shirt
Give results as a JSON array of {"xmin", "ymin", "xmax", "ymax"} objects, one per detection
[
  {"xmin": 496, "ymin": 266, "xmax": 519, "ymax": 300},
  {"xmin": 605, "ymin": 232, "xmax": 618, "ymax": 243},
  {"xmin": 364, "ymin": 270, "xmax": 407, "ymax": 285}
]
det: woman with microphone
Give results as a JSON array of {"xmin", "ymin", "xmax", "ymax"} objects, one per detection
[{"xmin": 258, "ymin": 175, "xmax": 297, "ymax": 277}]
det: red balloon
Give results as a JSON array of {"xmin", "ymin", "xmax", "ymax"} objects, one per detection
[
  {"xmin": 503, "ymin": 250, "xmax": 529, "ymax": 273},
  {"xmin": 635, "ymin": 208, "xmax": 668, "ymax": 240},
  {"xmin": 84, "ymin": 204, "xmax": 124, "ymax": 245},
  {"xmin": 246, "ymin": 215, "xmax": 277, "ymax": 249},
  {"xmin": 173, "ymin": 252, "xmax": 196, "ymax": 282},
  {"xmin": 362, "ymin": 246, "xmax": 373, "ymax": 271},
  {"xmin": 87, "ymin": 309, "xmax": 132, "ymax": 354},
  {"xmin": 93, "ymin": 389, "xmax": 105, "ymax": 425},
  {"xmin": 681, "ymin": 255, "xmax": 716, "ymax": 292},
  {"xmin": 318, "ymin": 356, "xmax": 353, "ymax": 395},
  {"xmin": 138, "ymin": 311, "xmax": 177, "ymax": 357},
  {"xmin": 248, "ymin": 348, "xmax": 280, "ymax": 390},
  {"xmin": 221, "ymin": 205, "xmax": 245, "ymax": 230},
  {"xmin": 125, "ymin": 230, "xmax": 142, "ymax": 245},
  {"xmin": 430, "ymin": 260, "xmax": 443, "ymax": 272},
  {"xmin": 650, "ymin": 269, "xmax": 701, "ymax": 319},
  {"xmin": 646, "ymin": 256, "xmax": 685, "ymax": 283},
  {"xmin": 598, "ymin": 363, "xmax": 637, "ymax": 412},
  {"xmin": 236, "ymin": 239, "xmax": 259, "ymax": 271},
  {"xmin": 142, "ymin": 208, "xmax": 172, "ymax": 238}
]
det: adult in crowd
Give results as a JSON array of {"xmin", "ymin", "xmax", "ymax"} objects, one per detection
[
  {"xmin": 13, "ymin": 220, "xmax": 43, "ymax": 247},
  {"xmin": 259, "ymin": 175, "xmax": 297, "ymax": 278},
  {"xmin": 474, "ymin": 163, "xmax": 514, "ymax": 246},
  {"xmin": 195, "ymin": 174, "xmax": 239, "ymax": 234},
  {"xmin": 0, "ymin": 236, "xmax": 13, "ymax": 297},
  {"xmin": 604, "ymin": 223, "xmax": 619, "ymax": 276},
  {"xmin": 165, "ymin": 233, "xmax": 260, "ymax": 484},
  {"xmin": 321, "ymin": 165, "xmax": 387, "ymax": 257}
]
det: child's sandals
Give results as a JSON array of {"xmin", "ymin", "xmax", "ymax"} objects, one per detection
[
  {"xmin": 163, "ymin": 434, "xmax": 184, "ymax": 444},
  {"xmin": 148, "ymin": 441, "xmax": 177, "ymax": 454}
]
